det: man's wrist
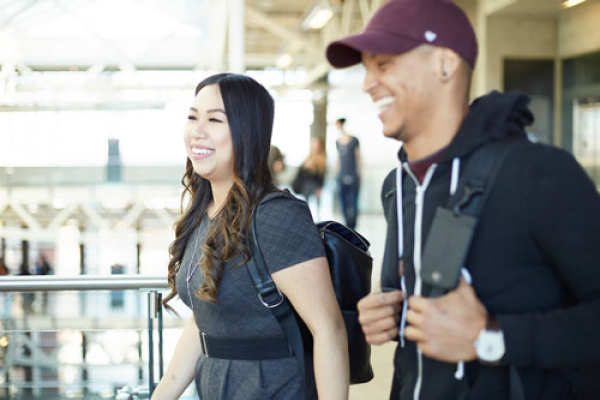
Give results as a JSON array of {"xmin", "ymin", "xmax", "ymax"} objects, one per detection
[{"xmin": 474, "ymin": 314, "xmax": 505, "ymax": 365}]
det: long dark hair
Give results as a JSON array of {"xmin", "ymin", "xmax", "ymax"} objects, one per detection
[{"xmin": 164, "ymin": 73, "xmax": 276, "ymax": 308}]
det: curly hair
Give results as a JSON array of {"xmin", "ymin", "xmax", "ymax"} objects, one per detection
[{"xmin": 163, "ymin": 73, "xmax": 277, "ymax": 310}]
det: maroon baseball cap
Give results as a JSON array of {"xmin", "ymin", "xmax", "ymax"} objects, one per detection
[{"xmin": 326, "ymin": 0, "xmax": 478, "ymax": 69}]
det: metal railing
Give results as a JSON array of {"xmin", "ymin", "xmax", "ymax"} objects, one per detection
[
  {"xmin": 0, "ymin": 274, "xmax": 169, "ymax": 292},
  {"xmin": 0, "ymin": 275, "xmax": 171, "ymax": 398}
]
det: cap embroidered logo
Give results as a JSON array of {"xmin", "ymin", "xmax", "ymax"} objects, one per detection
[{"xmin": 424, "ymin": 30, "xmax": 437, "ymax": 42}]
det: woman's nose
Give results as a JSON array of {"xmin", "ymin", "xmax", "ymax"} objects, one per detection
[{"xmin": 192, "ymin": 123, "xmax": 206, "ymax": 138}]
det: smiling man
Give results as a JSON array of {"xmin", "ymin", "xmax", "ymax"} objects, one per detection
[{"xmin": 326, "ymin": 0, "xmax": 600, "ymax": 399}]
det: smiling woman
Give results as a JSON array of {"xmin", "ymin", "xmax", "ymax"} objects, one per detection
[{"xmin": 152, "ymin": 73, "xmax": 349, "ymax": 400}]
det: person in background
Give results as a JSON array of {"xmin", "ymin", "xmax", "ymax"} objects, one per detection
[
  {"xmin": 18, "ymin": 259, "xmax": 34, "ymax": 314},
  {"xmin": 34, "ymin": 255, "xmax": 52, "ymax": 313},
  {"xmin": 35, "ymin": 255, "xmax": 52, "ymax": 276},
  {"xmin": 292, "ymin": 137, "xmax": 327, "ymax": 218},
  {"xmin": 326, "ymin": 0, "xmax": 600, "ymax": 398},
  {"xmin": 268, "ymin": 144, "xmax": 286, "ymax": 185},
  {"xmin": 335, "ymin": 118, "xmax": 361, "ymax": 229},
  {"xmin": 0, "ymin": 257, "xmax": 8, "ymax": 276},
  {"xmin": 152, "ymin": 73, "xmax": 348, "ymax": 400}
]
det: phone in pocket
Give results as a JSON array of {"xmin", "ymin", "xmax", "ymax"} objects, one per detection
[{"xmin": 421, "ymin": 207, "xmax": 476, "ymax": 296}]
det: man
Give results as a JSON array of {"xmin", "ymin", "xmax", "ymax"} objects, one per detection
[
  {"xmin": 335, "ymin": 118, "xmax": 361, "ymax": 229},
  {"xmin": 326, "ymin": 0, "xmax": 600, "ymax": 399}
]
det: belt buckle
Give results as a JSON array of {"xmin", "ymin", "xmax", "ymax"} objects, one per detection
[{"xmin": 201, "ymin": 332, "xmax": 209, "ymax": 357}]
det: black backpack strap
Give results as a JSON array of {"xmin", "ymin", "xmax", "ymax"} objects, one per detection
[
  {"xmin": 424, "ymin": 138, "xmax": 521, "ymax": 299},
  {"xmin": 246, "ymin": 193, "xmax": 307, "ymax": 390},
  {"xmin": 449, "ymin": 138, "xmax": 526, "ymax": 400},
  {"xmin": 448, "ymin": 138, "xmax": 521, "ymax": 218}
]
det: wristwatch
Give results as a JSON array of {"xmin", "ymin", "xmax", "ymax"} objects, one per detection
[{"xmin": 474, "ymin": 315, "xmax": 505, "ymax": 364}]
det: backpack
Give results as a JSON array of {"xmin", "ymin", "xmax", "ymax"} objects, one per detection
[{"xmin": 246, "ymin": 192, "xmax": 374, "ymax": 385}]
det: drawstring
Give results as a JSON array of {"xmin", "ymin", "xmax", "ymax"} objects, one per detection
[
  {"xmin": 455, "ymin": 268, "xmax": 473, "ymax": 380},
  {"xmin": 450, "ymin": 157, "xmax": 460, "ymax": 196},
  {"xmin": 395, "ymin": 165, "xmax": 407, "ymax": 347},
  {"xmin": 399, "ymin": 275, "xmax": 408, "ymax": 348},
  {"xmin": 451, "ymin": 157, "xmax": 466, "ymax": 380}
]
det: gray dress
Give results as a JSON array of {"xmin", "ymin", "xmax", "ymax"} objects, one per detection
[{"xmin": 175, "ymin": 196, "xmax": 325, "ymax": 399}]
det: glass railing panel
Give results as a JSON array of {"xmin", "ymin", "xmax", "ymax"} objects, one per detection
[{"xmin": 0, "ymin": 284, "xmax": 193, "ymax": 399}]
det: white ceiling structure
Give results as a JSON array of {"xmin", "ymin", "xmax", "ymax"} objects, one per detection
[
  {"xmin": 1, "ymin": 0, "xmax": 593, "ymax": 107},
  {"xmin": 2, "ymin": 0, "xmax": 598, "ymax": 235},
  {"xmin": 0, "ymin": 0, "xmax": 377, "ymax": 86},
  {"xmin": 0, "ymin": 0, "xmax": 385, "ymax": 112}
]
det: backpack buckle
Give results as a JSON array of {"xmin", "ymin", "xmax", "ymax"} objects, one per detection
[
  {"xmin": 258, "ymin": 287, "xmax": 285, "ymax": 308},
  {"xmin": 453, "ymin": 183, "xmax": 484, "ymax": 215}
]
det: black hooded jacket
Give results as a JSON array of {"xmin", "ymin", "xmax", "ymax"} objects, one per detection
[{"xmin": 380, "ymin": 91, "xmax": 600, "ymax": 399}]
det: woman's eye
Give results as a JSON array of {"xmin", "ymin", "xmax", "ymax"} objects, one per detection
[
  {"xmin": 209, "ymin": 118, "xmax": 222, "ymax": 123},
  {"xmin": 187, "ymin": 115, "xmax": 197, "ymax": 120},
  {"xmin": 378, "ymin": 61, "xmax": 390, "ymax": 68}
]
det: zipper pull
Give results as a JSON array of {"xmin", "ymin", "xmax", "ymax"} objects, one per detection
[{"xmin": 415, "ymin": 186, "xmax": 423, "ymax": 205}]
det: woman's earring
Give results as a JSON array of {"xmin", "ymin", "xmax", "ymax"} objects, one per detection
[{"xmin": 443, "ymin": 70, "xmax": 448, "ymax": 77}]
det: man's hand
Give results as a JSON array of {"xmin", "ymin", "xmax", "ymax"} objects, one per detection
[
  {"xmin": 404, "ymin": 279, "xmax": 487, "ymax": 362},
  {"xmin": 357, "ymin": 291, "xmax": 404, "ymax": 345}
]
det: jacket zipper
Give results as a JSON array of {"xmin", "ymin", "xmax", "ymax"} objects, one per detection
[{"xmin": 403, "ymin": 163, "xmax": 437, "ymax": 400}]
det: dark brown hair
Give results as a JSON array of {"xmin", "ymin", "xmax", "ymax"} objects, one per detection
[{"xmin": 163, "ymin": 73, "xmax": 276, "ymax": 309}]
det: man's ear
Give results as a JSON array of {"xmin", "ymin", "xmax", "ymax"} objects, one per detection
[{"xmin": 437, "ymin": 48, "xmax": 462, "ymax": 82}]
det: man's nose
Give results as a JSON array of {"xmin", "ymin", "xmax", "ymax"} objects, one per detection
[{"xmin": 362, "ymin": 69, "xmax": 378, "ymax": 93}]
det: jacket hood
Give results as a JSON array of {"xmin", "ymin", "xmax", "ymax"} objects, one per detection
[
  {"xmin": 397, "ymin": 91, "xmax": 534, "ymax": 162},
  {"xmin": 442, "ymin": 90, "xmax": 534, "ymax": 161}
]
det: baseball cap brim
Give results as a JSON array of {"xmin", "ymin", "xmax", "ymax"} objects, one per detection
[{"xmin": 326, "ymin": 31, "xmax": 423, "ymax": 68}]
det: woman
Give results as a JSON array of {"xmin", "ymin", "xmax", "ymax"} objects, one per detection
[
  {"xmin": 292, "ymin": 137, "xmax": 327, "ymax": 216},
  {"xmin": 152, "ymin": 73, "xmax": 348, "ymax": 400}
]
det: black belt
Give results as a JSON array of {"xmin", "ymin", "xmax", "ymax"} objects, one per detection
[{"xmin": 199, "ymin": 332, "xmax": 294, "ymax": 360}]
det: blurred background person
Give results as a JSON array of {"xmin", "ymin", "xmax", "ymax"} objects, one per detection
[
  {"xmin": 18, "ymin": 258, "xmax": 34, "ymax": 315},
  {"xmin": 0, "ymin": 257, "xmax": 8, "ymax": 276},
  {"xmin": 34, "ymin": 255, "xmax": 52, "ymax": 276},
  {"xmin": 268, "ymin": 144, "xmax": 286, "ymax": 185},
  {"xmin": 292, "ymin": 137, "xmax": 327, "ymax": 219},
  {"xmin": 335, "ymin": 118, "xmax": 361, "ymax": 229},
  {"xmin": 34, "ymin": 254, "xmax": 53, "ymax": 313}
]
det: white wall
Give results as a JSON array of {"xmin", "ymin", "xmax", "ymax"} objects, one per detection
[
  {"xmin": 558, "ymin": 1, "xmax": 600, "ymax": 58},
  {"xmin": 485, "ymin": 15, "xmax": 557, "ymax": 92}
]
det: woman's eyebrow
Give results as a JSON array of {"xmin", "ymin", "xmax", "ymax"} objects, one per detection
[
  {"xmin": 207, "ymin": 108, "xmax": 226, "ymax": 115},
  {"xmin": 189, "ymin": 107, "xmax": 226, "ymax": 115}
]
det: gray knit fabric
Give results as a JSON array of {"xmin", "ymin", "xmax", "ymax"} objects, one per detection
[{"xmin": 175, "ymin": 195, "xmax": 324, "ymax": 399}]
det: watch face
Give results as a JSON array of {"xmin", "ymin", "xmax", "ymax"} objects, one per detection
[{"xmin": 476, "ymin": 330, "xmax": 505, "ymax": 362}]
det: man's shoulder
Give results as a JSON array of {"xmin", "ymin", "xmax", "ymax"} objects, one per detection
[
  {"xmin": 381, "ymin": 168, "xmax": 397, "ymax": 195},
  {"xmin": 501, "ymin": 140, "xmax": 579, "ymax": 174}
]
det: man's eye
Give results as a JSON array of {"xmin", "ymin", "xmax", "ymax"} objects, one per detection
[{"xmin": 378, "ymin": 61, "xmax": 390, "ymax": 68}]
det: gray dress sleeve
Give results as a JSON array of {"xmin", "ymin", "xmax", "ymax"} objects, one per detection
[{"xmin": 254, "ymin": 195, "xmax": 325, "ymax": 274}]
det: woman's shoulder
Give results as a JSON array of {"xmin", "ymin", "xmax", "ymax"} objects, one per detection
[
  {"xmin": 256, "ymin": 192, "xmax": 315, "ymax": 228},
  {"xmin": 257, "ymin": 191, "xmax": 307, "ymax": 215},
  {"xmin": 253, "ymin": 192, "xmax": 324, "ymax": 272}
]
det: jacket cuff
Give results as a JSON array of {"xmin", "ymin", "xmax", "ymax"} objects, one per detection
[{"xmin": 498, "ymin": 313, "xmax": 534, "ymax": 367}]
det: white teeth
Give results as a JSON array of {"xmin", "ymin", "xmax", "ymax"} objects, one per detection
[
  {"xmin": 374, "ymin": 96, "xmax": 395, "ymax": 113},
  {"xmin": 192, "ymin": 148, "xmax": 214, "ymax": 155}
]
